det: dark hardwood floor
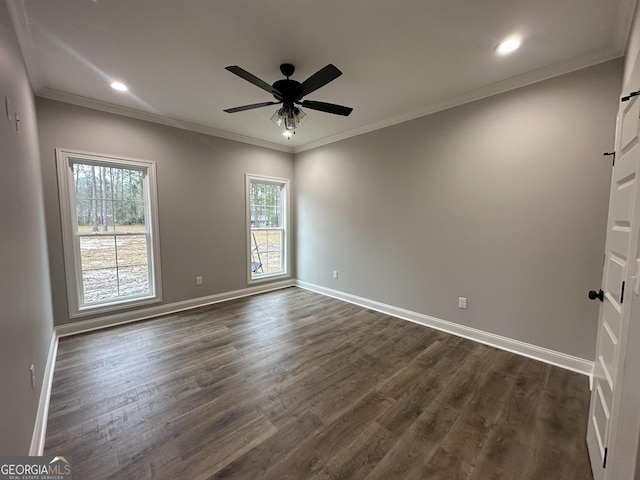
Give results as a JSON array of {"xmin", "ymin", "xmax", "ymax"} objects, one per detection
[{"xmin": 45, "ymin": 287, "xmax": 593, "ymax": 479}]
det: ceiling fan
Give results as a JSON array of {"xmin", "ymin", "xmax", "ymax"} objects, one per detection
[{"xmin": 224, "ymin": 63, "xmax": 353, "ymax": 135}]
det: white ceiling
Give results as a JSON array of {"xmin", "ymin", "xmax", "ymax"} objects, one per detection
[{"xmin": 8, "ymin": 0, "xmax": 637, "ymax": 152}]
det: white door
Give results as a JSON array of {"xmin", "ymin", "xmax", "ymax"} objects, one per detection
[{"xmin": 586, "ymin": 87, "xmax": 640, "ymax": 479}]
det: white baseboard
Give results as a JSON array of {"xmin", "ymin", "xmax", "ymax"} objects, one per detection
[
  {"xmin": 29, "ymin": 331, "xmax": 58, "ymax": 456},
  {"xmin": 56, "ymin": 280, "xmax": 295, "ymax": 337},
  {"xmin": 297, "ymin": 281, "xmax": 595, "ymax": 377}
]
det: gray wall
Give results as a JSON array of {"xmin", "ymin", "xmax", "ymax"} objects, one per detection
[
  {"xmin": 295, "ymin": 59, "xmax": 622, "ymax": 360},
  {"xmin": 37, "ymin": 99, "xmax": 294, "ymax": 325},
  {"xmin": 0, "ymin": 1, "xmax": 55, "ymax": 454}
]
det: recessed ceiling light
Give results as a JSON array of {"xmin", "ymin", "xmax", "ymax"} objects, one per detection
[
  {"xmin": 110, "ymin": 81, "xmax": 128, "ymax": 92},
  {"xmin": 496, "ymin": 38, "xmax": 521, "ymax": 56}
]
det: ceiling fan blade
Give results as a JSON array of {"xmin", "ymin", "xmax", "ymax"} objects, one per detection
[
  {"xmin": 225, "ymin": 66, "xmax": 282, "ymax": 98},
  {"xmin": 300, "ymin": 100, "xmax": 353, "ymax": 116},
  {"xmin": 297, "ymin": 64, "xmax": 342, "ymax": 98},
  {"xmin": 224, "ymin": 101, "xmax": 280, "ymax": 113}
]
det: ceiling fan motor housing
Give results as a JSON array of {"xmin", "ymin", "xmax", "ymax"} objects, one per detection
[{"xmin": 272, "ymin": 78, "xmax": 302, "ymax": 105}]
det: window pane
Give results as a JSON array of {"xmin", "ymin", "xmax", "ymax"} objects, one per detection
[
  {"xmin": 78, "ymin": 235, "xmax": 151, "ymax": 304},
  {"xmin": 116, "ymin": 235, "xmax": 148, "ymax": 268},
  {"xmin": 250, "ymin": 182, "xmax": 282, "ymax": 228},
  {"xmin": 118, "ymin": 265, "xmax": 150, "ymax": 298},
  {"xmin": 79, "ymin": 222, "xmax": 119, "ymax": 304},
  {"xmin": 82, "ymin": 268, "xmax": 118, "ymax": 304},
  {"xmin": 80, "ymin": 236, "xmax": 116, "ymax": 270},
  {"xmin": 113, "ymin": 234, "xmax": 150, "ymax": 298},
  {"xmin": 73, "ymin": 163, "xmax": 147, "ymax": 233},
  {"xmin": 261, "ymin": 229, "xmax": 282, "ymax": 273}
]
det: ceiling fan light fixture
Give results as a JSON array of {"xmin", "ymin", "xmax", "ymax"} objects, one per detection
[
  {"xmin": 271, "ymin": 105, "xmax": 308, "ymax": 131},
  {"xmin": 270, "ymin": 108, "xmax": 283, "ymax": 127},
  {"xmin": 293, "ymin": 107, "xmax": 307, "ymax": 126}
]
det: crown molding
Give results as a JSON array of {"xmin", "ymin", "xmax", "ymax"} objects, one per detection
[
  {"xmin": 293, "ymin": 48, "xmax": 623, "ymax": 153},
  {"xmin": 6, "ymin": 0, "xmax": 44, "ymax": 91},
  {"xmin": 37, "ymin": 88, "xmax": 294, "ymax": 154}
]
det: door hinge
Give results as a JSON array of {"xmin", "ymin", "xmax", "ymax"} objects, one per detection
[
  {"xmin": 603, "ymin": 447, "xmax": 608, "ymax": 468},
  {"xmin": 621, "ymin": 281, "xmax": 626, "ymax": 304},
  {"xmin": 603, "ymin": 151, "xmax": 615, "ymax": 166}
]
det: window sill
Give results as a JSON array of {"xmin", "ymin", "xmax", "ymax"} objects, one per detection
[
  {"xmin": 70, "ymin": 294, "xmax": 163, "ymax": 319},
  {"xmin": 248, "ymin": 272, "xmax": 291, "ymax": 285}
]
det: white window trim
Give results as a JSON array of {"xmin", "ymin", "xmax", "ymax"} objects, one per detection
[
  {"xmin": 245, "ymin": 173, "xmax": 291, "ymax": 285},
  {"xmin": 56, "ymin": 148, "xmax": 163, "ymax": 318}
]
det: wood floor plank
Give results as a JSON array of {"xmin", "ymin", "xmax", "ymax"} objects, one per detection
[
  {"xmin": 419, "ymin": 369, "xmax": 519, "ymax": 479},
  {"xmin": 259, "ymin": 389, "xmax": 396, "ymax": 480},
  {"xmin": 364, "ymin": 401, "xmax": 462, "ymax": 480},
  {"xmin": 210, "ymin": 410, "xmax": 324, "ymax": 479},
  {"xmin": 315, "ymin": 420, "xmax": 393, "ymax": 480},
  {"xmin": 518, "ymin": 367, "xmax": 594, "ymax": 480},
  {"xmin": 467, "ymin": 358, "xmax": 552, "ymax": 479},
  {"xmin": 44, "ymin": 287, "xmax": 593, "ymax": 479}
]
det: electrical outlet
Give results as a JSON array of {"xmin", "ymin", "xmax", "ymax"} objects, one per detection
[
  {"xmin": 458, "ymin": 297, "xmax": 467, "ymax": 309},
  {"xmin": 196, "ymin": 276, "xmax": 203, "ymax": 286},
  {"xmin": 30, "ymin": 364, "xmax": 36, "ymax": 390},
  {"xmin": 332, "ymin": 270, "xmax": 338, "ymax": 279}
]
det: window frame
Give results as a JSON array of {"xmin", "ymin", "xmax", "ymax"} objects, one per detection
[
  {"xmin": 245, "ymin": 173, "xmax": 291, "ymax": 284},
  {"xmin": 56, "ymin": 148, "xmax": 163, "ymax": 318}
]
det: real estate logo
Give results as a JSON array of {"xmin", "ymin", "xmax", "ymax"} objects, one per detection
[{"xmin": 0, "ymin": 456, "xmax": 71, "ymax": 480}]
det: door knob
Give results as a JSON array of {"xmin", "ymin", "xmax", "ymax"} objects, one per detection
[{"xmin": 588, "ymin": 289, "xmax": 604, "ymax": 302}]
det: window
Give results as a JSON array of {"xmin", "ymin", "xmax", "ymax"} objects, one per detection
[
  {"xmin": 56, "ymin": 149, "xmax": 162, "ymax": 317},
  {"xmin": 246, "ymin": 174, "xmax": 290, "ymax": 282}
]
